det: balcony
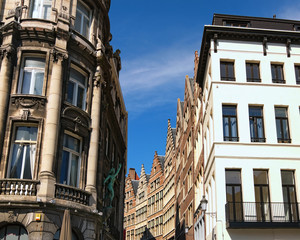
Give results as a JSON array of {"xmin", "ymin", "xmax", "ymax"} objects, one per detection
[
  {"xmin": 226, "ymin": 202, "xmax": 300, "ymax": 228},
  {"xmin": 55, "ymin": 183, "xmax": 91, "ymax": 206},
  {"xmin": 0, "ymin": 179, "xmax": 38, "ymax": 196}
]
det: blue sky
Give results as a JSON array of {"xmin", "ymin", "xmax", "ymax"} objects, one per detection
[{"xmin": 108, "ymin": 0, "xmax": 300, "ymax": 176}]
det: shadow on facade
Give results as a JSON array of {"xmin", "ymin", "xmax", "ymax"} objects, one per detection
[
  {"xmin": 175, "ymin": 203, "xmax": 187, "ymax": 240},
  {"xmin": 141, "ymin": 227, "xmax": 154, "ymax": 240}
]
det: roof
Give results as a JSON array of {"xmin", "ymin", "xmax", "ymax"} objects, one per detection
[
  {"xmin": 171, "ymin": 128, "xmax": 176, "ymax": 144},
  {"xmin": 158, "ymin": 156, "xmax": 165, "ymax": 171},
  {"xmin": 146, "ymin": 174, "xmax": 150, "ymax": 182},
  {"xmin": 131, "ymin": 180, "xmax": 139, "ymax": 195}
]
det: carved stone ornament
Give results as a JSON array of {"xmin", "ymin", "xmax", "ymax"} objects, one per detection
[
  {"xmin": 50, "ymin": 48, "xmax": 68, "ymax": 62},
  {"xmin": 93, "ymin": 74, "xmax": 102, "ymax": 88},
  {"xmin": 0, "ymin": 45, "xmax": 16, "ymax": 60},
  {"xmin": 21, "ymin": 109, "xmax": 30, "ymax": 120},
  {"xmin": 62, "ymin": 106, "xmax": 90, "ymax": 130},
  {"xmin": 11, "ymin": 95, "xmax": 46, "ymax": 109},
  {"xmin": 7, "ymin": 211, "xmax": 16, "ymax": 223}
]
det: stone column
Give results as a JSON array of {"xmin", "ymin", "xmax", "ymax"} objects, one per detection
[
  {"xmin": 0, "ymin": 46, "xmax": 14, "ymax": 160},
  {"xmin": 38, "ymin": 49, "xmax": 67, "ymax": 200},
  {"xmin": 86, "ymin": 70, "xmax": 103, "ymax": 208}
]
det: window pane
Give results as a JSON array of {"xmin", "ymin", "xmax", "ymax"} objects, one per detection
[
  {"xmin": 34, "ymin": 72, "xmax": 44, "ymax": 95},
  {"xmin": 226, "ymin": 170, "xmax": 241, "ymax": 184},
  {"xmin": 230, "ymin": 117, "xmax": 237, "ymax": 137},
  {"xmin": 6, "ymin": 225, "xmax": 19, "ymax": 240},
  {"xmin": 257, "ymin": 118, "xmax": 264, "ymax": 138},
  {"xmin": 74, "ymin": 11, "xmax": 82, "ymax": 32},
  {"xmin": 281, "ymin": 171, "xmax": 294, "ymax": 185},
  {"xmin": 249, "ymin": 119, "xmax": 254, "ymax": 138},
  {"xmin": 253, "ymin": 170, "xmax": 268, "ymax": 184},
  {"xmin": 223, "ymin": 117, "xmax": 229, "ymax": 137},
  {"xmin": 253, "ymin": 64, "xmax": 259, "ymax": 79},
  {"xmin": 23, "ymin": 146, "xmax": 32, "ymax": 179},
  {"xmin": 21, "ymin": 72, "xmax": 32, "ymax": 94},
  {"xmin": 64, "ymin": 134, "xmax": 80, "ymax": 152},
  {"xmin": 60, "ymin": 151, "xmax": 69, "ymax": 184},
  {"xmin": 67, "ymin": 81, "xmax": 75, "ymax": 104},
  {"xmin": 223, "ymin": 106, "xmax": 236, "ymax": 116},
  {"xmin": 42, "ymin": 0, "xmax": 52, "ymax": 19},
  {"xmin": 77, "ymin": 86, "xmax": 84, "ymax": 109},
  {"xmin": 69, "ymin": 155, "xmax": 79, "ymax": 187},
  {"xmin": 249, "ymin": 107, "xmax": 262, "ymax": 117},
  {"xmin": 282, "ymin": 119, "xmax": 289, "ymax": 139},
  {"xmin": 276, "ymin": 118, "xmax": 282, "ymax": 139},
  {"xmin": 275, "ymin": 107, "xmax": 287, "ymax": 117},
  {"xmin": 83, "ymin": 17, "xmax": 90, "ymax": 38},
  {"xmin": 9, "ymin": 145, "xmax": 23, "ymax": 178},
  {"xmin": 0, "ymin": 227, "xmax": 5, "ymax": 240},
  {"xmin": 15, "ymin": 127, "xmax": 37, "ymax": 141},
  {"xmin": 70, "ymin": 69, "xmax": 86, "ymax": 85},
  {"xmin": 25, "ymin": 58, "xmax": 45, "ymax": 68},
  {"xmin": 19, "ymin": 226, "xmax": 28, "ymax": 240}
]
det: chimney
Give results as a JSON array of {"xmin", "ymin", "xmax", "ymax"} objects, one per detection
[{"xmin": 129, "ymin": 168, "xmax": 139, "ymax": 180}]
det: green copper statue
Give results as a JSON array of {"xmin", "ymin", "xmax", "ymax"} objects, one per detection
[{"xmin": 104, "ymin": 163, "xmax": 122, "ymax": 207}]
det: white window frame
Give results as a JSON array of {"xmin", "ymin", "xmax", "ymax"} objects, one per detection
[
  {"xmin": 61, "ymin": 132, "xmax": 82, "ymax": 187},
  {"xmin": 30, "ymin": 0, "xmax": 52, "ymax": 20},
  {"xmin": 75, "ymin": 0, "xmax": 92, "ymax": 39},
  {"xmin": 18, "ymin": 56, "xmax": 45, "ymax": 95},
  {"xmin": 7, "ymin": 124, "xmax": 38, "ymax": 179},
  {"xmin": 67, "ymin": 66, "xmax": 88, "ymax": 110}
]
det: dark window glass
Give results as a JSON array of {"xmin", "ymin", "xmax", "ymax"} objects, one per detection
[
  {"xmin": 253, "ymin": 170, "xmax": 271, "ymax": 222},
  {"xmin": 275, "ymin": 107, "xmax": 291, "ymax": 143},
  {"xmin": 271, "ymin": 64, "xmax": 285, "ymax": 83},
  {"xmin": 221, "ymin": 62, "xmax": 235, "ymax": 81},
  {"xmin": 295, "ymin": 65, "xmax": 300, "ymax": 84},
  {"xmin": 249, "ymin": 106, "xmax": 265, "ymax": 142},
  {"xmin": 226, "ymin": 170, "xmax": 243, "ymax": 222},
  {"xmin": 223, "ymin": 105, "xmax": 238, "ymax": 141},
  {"xmin": 0, "ymin": 225, "xmax": 28, "ymax": 240},
  {"xmin": 246, "ymin": 63, "xmax": 261, "ymax": 82},
  {"xmin": 281, "ymin": 171, "xmax": 298, "ymax": 222}
]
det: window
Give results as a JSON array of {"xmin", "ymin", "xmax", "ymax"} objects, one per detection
[
  {"xmin": 281, "ymin": 170, "xmax": 298, "ymax": 222},
  {"xmin": 275, "ymin": 107, "xmax": 291, "ymax": 143},
  {"xmin": 224, "ymin": 20, "xmax": 249, "ymax": 27},
  {"xmin": 53, "ymin": 230, "xmax": 79, "ymax": 240},
  {"xmin": 0, "ymin": 225, "xmax": 28, "ymax": 240},
  {"xmin": 226, "ymin": 170, "xmax": 243, "ymax": 222},
  {"xmin": 60, "ymin": 133, "xmax": 81, "ymax": 187},
  {"xmin": 7, "ymin": 126, "xmax": 37, "ymax": 179},
  {"xmin": 66, "ymin": 68, "xmax": 87, "ymax": 110},
  {"xmin": 220, "ymin": 61, "xmax": 235, "ymax": 81},
  {"xmin": 30, "ymin": 0, "xmax": 52, "ymax": 19},
  {"xmin": 75, "ymin": 1, "xmax": 91, "ymax": 39},
  {"xmin": 18, "ymin": 57, "xmax": 45, "ymax": 95},
  {"xmin": 222, "ymin": 105, "xmax": 238, "ymax": 141},
  {"xmin": 253, "ymin": 170, "xmax": 271, "ymax": 222},
  {"xmin": 246, "ymin": 62, "xmax": 260, "ymax": 82},
  {"xmin": 249, "ymin": 106, "xmax": 265, "ymax": 142},
  {"xmin": 271, "ymin": 64, "xmax": 285, "ymax": 83},
  {"xmin": 295, "ymin": 65, "xmax": 300, "ymax": 84}
]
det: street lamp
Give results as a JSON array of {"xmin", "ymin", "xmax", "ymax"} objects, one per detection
[{"xmin": 200, "ymin": 195, "xmax": 216, "ymax": 217}]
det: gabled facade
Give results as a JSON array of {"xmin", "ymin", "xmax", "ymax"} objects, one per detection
[
  {"xmin": 124, "ymin": 168, "xmax": 140, "ymax": 240},
  {"xmin": 163, "ymin": 120, "xmax": 176, "ymax": 240},
  {"xmin": 147, "ymin": 152, "xmax": 165, "ymax": 239},
  {"xmin": 135, "ymin": 164, "xmax": 150, "ymax": 240}
]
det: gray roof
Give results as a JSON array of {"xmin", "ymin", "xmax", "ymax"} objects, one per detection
[
  {"xmin": 131, "ymin": 180, "xmax": 139, "ymax": 195},
  {"xmin": 171, "ymin": 128, "xmax": 176, "ymax": 144},
  {"xmin": 158, "ymin": 156, "xmax": 165, "ymax": 171},
  {"xmin": 189, "ymin": 78, "xmax": 194, "ymax": 94}
]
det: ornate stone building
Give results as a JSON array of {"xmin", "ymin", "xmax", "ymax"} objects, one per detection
[{"xmin": 0, "ymin": 0, "xmax": 127, "ymax": 239}]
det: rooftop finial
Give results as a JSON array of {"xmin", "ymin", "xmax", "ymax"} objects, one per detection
[{"xmin": 273, "ymin": 14, "xmax": 276, "ymax": 19}]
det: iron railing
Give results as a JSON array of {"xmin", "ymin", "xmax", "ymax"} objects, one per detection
[{"xmin": 226, "ymin": 202, "xmax": 300, "ymax": 224}]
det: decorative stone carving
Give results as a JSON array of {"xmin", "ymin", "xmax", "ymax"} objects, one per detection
[
  {"xmin": 0, "ymin": 45, "xmax": 16, "ymax": 60},
  {"xmin": 11, "ymin": 95, "xmax": 46, "ymax": 109},
  {"xmin": 21, "ymin": 109, "xmax": 30, "ymax": 120},
  {"xmin": 113, "ymin": 49, "xmax": 121, "ymax": 73},
  {"xmin": 7, "ymin": 211, "xmax": 16, "ymax": 223},
  {"xmin": 50, "ymin": 48, "xmax": 68, "ymax": 62},
  {"xmin": 62, "ymin": 106, "xmax": 91, "ymax": 131}
]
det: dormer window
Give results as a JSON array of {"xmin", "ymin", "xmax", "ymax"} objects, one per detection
[{"xmin": 223, "ymin": 20, "xmax": 249, "ymax": 27}]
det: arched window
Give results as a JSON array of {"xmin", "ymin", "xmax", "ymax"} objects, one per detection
[
  {"xmin": 53, "ymin": 229, "xmax": 79, "ymax": 240},
  {"xmin": 0, "ymin": 224, "xmax": 28, "ymax": 240}
]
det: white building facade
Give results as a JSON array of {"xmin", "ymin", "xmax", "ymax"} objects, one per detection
[{"xmin": 196, "ymin": 14, "xmax": 300, "ymax": 240}]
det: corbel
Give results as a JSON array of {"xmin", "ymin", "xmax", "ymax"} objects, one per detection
[
  {"xmin": 213, "ymin": 34, "xmax": 218, "ymax": 53},
  {"xmin": 286, "ymin": 38, "xmax": 291, "ymax": 58},
  {"xmin": 263, "ymin": 37, "xmax": 267, "ymax": 56}
]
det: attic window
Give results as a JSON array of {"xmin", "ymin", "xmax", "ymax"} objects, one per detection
[{"xmin": 223, "ymin": 20, "xmax": 250, "ymax": 27}]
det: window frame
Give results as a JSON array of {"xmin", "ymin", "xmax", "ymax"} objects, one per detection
[
  {"xmin": 29, "ymin": 0, "xmax": 52, "ymax": 20},
  {"xmin": 246, "ymin": 62, "xmax": 261, "ymax": 82},
  {"xmin": 222, "ymin": 105, "xmax": 239, "ymax": 141},
  {"xmin": 74, "ymin": 0, "xmax": 92, "ymax": 39},
  {"xmin": 295, "ymin": 65, "xmax": 300, "ymax": 84},
  {"xmin": 249, "ymin": 106, "xmax": 265, "ymax": 142},
  {"xmin": 275, "ymin": 107, "xmax": 291, "ymax": 143},
  {"xmin": 7, "ymin": 124, "xmax": 38, "ymax": 180},
  {"xmin": 60, "ymin": 132, "xmax": 82, "ymax": 187},
  {"xmin": 66, "ymin": 65, "xmax": 88, "ymax": 110},
  {"xmin": 271, "ymin": 63, "xmax": 285, "ymax": 84},
  {"xmin": 18, "ymin": 55, "xmax": 46, "ymax": 96},
  {"xmin": 220, "ymin": 61, "xmax": 235, "ymax": 81}
]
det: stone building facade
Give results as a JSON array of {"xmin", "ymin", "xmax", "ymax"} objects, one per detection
[{"xmin": 0, "ymin": 0, "xmax": 127, "ymax": 239}]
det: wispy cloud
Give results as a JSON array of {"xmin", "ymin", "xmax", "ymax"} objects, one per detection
[
  {"xmin": 119, "ymin": 46, "xmax": 195, "ymax": 116},
  {"xmin": 277, "ymin": 4, "xmax": 300, "ymax": 20}
]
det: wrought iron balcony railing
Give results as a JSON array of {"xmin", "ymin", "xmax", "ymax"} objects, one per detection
[{"xmin": 226, "ymin": 202, "xmax": 300, "ymax": 228}]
